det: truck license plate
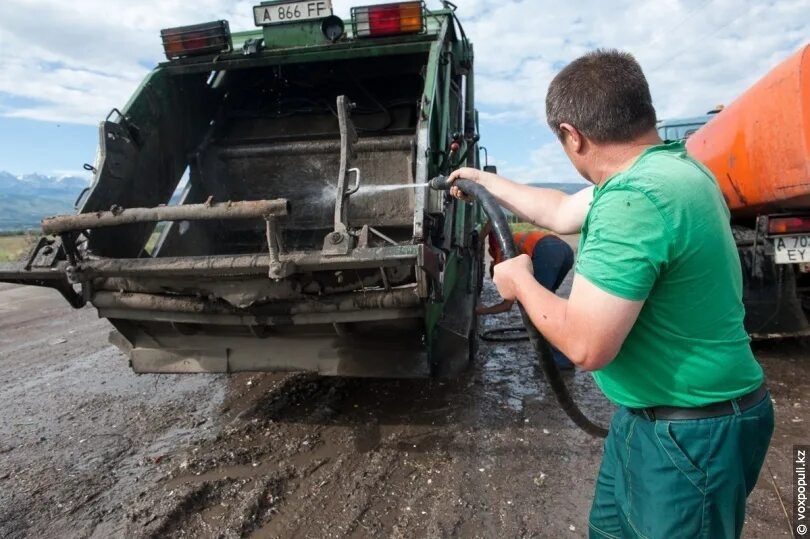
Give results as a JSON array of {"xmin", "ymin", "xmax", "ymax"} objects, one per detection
[
  {"xmin": 774, "ymin": 234, "xmax": 810, "ymax": 264},
  {"xmin": 253, "ymin": 1, "xmax": 333, "ymax": 26}
]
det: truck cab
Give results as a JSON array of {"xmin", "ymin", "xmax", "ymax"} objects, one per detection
[{"xmin": 656, "ymin": 113, "xmax": 715, "ymax": 142}]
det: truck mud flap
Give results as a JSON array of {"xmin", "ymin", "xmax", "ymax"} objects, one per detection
[{"xmin": 740, "ymin": 242, "xmax": 810, "ymax": 338}]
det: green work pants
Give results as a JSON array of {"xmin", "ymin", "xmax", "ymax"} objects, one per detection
[{"xmin": 588, "ymin": 394, "xmax": 774, "ymax": 539}]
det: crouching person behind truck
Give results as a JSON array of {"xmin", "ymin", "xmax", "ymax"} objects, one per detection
[{"xmin": 477, "ymin": 223, "xmax": 576, "ymax": 370}]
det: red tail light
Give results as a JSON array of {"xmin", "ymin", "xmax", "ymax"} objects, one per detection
[
  {"xmin": 768, "ymin": 216, "xmax": 810, "ymax": 235},
  {"xmin": 161, "ymin": 20, "xmax": 232, "ymax": 60},
  {"xmin": 351, "ymin": 2, "xmax": 425, "ymax": 38}
]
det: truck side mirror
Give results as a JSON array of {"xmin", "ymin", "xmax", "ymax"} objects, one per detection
[{"xmin": 483, "ymin": 165, "xmax": 497, "ymax": 174}]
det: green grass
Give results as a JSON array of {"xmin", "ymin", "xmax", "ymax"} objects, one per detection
[
  {"xmin": 144, "ymin": 222, "xmax": 170, "ymax": 255},
  {"xmin": 144, "ymin": 231, "xmax": 160, "ymax": 255},
  {"xmin": 0, "ymin": 230, "xmax": 162, "ymax": 261},
  {"xmin": 0, "ymin": 234, "xmax": 36, "ymax": 262},
  {"xmin": 509, "ymin": 222, "xmax": 548, "ymax": 234}
]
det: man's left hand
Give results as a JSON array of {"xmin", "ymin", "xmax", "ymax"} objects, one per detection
[{"xmin": 492, "ymin": 254, "xmax": 533, "ymax": 301}]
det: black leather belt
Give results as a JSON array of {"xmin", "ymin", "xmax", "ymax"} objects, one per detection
[{"xmin": 628, "ymin": 384, "xmax": 768, "ymax": 421}]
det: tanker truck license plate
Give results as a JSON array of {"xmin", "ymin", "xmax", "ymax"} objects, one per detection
[
  {"xmin": 253, "ymin": 1, "xmax": 332, "ymax": 26},
  {"xmin": 774, "ymin": 235, "xmax": 810, "ymax": 263}
]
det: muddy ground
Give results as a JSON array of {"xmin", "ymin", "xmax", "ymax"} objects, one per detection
[{"xmin": 0, "ymin": 276, "xmax": 807, "ymax": 538}]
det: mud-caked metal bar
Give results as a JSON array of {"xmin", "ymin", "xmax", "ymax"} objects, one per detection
[
  {"xmin": 92, "ymin": 287, "xmax": 422, "ymax": 315},
  {"xmin": 322, "ymin": 95, "xmax": 359, "ymax": 255},
  {"xmin": 41, "ymin": 199, "xmax": 290, "ymax": 235},
  {"xmin": 0, "ymin": 262, "xmax": 65, "ymax": 281},
  {"xmin": 70, "ymin": 245, "xmax": 420, "ymax": 279}
]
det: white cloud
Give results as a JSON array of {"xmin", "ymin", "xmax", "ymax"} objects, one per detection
[
  {"xmin": 461, "ymin": 0, "xmax": 808, "ymax": 125},
  {"xmin": 496, "ymin": 141, "xmax": 582, "ymax": 184}
]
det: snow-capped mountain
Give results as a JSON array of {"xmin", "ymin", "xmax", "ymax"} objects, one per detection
[
  {"xmin": 0, "ymin": 171, "xmax": 88, "ymax": 192},
  {"xmin": 0, "ymin": 172, "xmax": 90, "ymax": 231}
]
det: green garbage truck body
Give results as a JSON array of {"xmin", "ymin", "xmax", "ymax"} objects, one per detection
[{"xmin": 0, "ymin": 2, "xmax": 485, "ymax": 377}]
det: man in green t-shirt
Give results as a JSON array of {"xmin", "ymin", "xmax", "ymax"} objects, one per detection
[{"xmin": 448, "ymin": 49, "xmax": 773, "ymax": 538}]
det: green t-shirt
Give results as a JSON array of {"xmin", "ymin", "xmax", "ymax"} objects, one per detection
[{"xmin": 576, "ymin": 141, "xmax": 763, "ymax": 408}]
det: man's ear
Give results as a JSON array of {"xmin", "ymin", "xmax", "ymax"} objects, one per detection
[{"xmin": 559, "ymin": 123, "xmax": 583, "ymax": 153}]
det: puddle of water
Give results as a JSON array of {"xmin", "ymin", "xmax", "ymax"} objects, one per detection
[
  {"xmin": 481, "ymin": 343, "xmax": 543, "ymax": 412},
  {"xmin": 112, "ymin": 379, "xmax": 227, "ymax": 488},
  {"xmin": 476, "ymin": 264, "xmax": 585, "ymax": 414}
]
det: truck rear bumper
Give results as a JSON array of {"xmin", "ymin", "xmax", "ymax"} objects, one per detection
[
  {"xmin": 104, "ymin": 285, "xmax": 429, "ymax": 377},
  {"xmin": 113, "ymin": 323, "xmax": 430, "ymax": 378}
]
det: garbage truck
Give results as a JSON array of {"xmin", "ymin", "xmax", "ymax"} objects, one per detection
[
  {"xmin": 657, "ymin": 44, "xmax": 810, "ymax": 337},
  {"xmin": 0, "ymin": 1, "xmax": 487, "ymax": 377}
]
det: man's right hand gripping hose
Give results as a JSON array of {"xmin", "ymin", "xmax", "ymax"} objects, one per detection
[{"xmin": 430, "ymin": 174, "xmax": 609, "ymax": 438}]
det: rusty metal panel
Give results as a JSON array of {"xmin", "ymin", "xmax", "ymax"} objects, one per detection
[{"xmin": 215, "ymin": 136, "xmax": 415, "ymax": 230}]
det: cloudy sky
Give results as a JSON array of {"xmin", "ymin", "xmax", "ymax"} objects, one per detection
[{"xmin": 0, "ymin": 0, "xmax": 807, "ymax": 182}]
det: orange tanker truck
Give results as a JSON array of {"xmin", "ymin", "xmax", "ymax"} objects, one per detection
[{"xmin": 657, "ymin": 44, "xmax": 810, "ymax": 337}]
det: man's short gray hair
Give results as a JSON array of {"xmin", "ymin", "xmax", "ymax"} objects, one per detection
[{"xmin": 546, "ymin": 49, "xmax": 657, "ymax": 143}]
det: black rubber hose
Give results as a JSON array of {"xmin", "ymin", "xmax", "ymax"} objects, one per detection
[
  {"xmin": 479, "ymin": 325, "xmax": 529, "ymax": 342},
  {"xmin": 430, "ymin": 175, "xmax": 609, "ymax": 438}
]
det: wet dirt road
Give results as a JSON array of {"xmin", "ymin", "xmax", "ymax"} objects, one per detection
[{"xmin": 0, "ymin": 279, "xmax": 807, "ymax": 538}]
